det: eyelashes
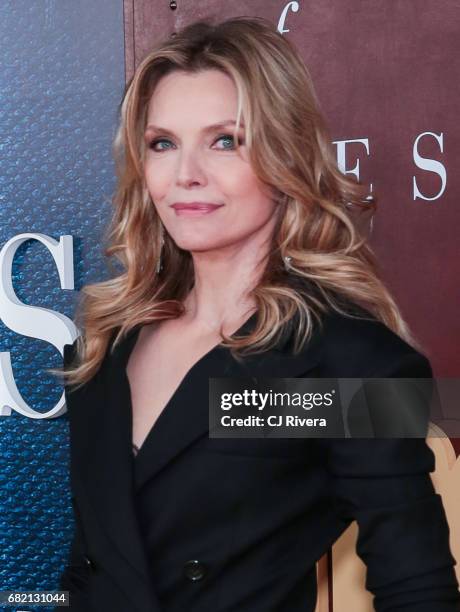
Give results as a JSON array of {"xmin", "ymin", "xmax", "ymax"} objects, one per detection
[{"xmin": 147, "ymin": 133, "xmax": 245, "ymax": 152}]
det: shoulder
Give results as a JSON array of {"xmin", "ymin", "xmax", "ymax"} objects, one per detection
[
  {"xmin": 63, "ymin": 339, "xmax": 79, "ymax": 368},
  {"xmin": 315, "ymin": 306, "xmax": 432, "ymax": 378}
]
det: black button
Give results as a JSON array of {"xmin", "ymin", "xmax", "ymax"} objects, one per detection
[{"xmin": 183, "ymin": 559, "xmax": 206, "ymax": 581}]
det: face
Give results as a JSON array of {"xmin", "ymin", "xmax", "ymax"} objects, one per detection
[{"xmin": 143, "ymin": 69, "xmax": 279, "ymax": 255}]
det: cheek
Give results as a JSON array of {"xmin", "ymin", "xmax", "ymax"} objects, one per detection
[
  {"xmin": 222, "ymin": 164, "xmax": 270, "ymax": 201},
  {"xmin": 229, "ymin": 172, "xmax": 277, "ymax": 219},
  {"xmin": 144, "ymin": 165, "xmax": 167, "ymax": 200}
]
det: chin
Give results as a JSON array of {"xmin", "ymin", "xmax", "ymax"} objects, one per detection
[{"xmin": 174, "ymin": 237, "xmax": 223, "ymax": 252}]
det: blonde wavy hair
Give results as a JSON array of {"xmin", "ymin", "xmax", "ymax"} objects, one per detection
[{"xmin": 56, "ymin": 15, "xmax": 423, "ymax": 390}]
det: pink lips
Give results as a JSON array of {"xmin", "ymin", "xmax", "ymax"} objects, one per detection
[{"xmin": 171, "ymin": 202, "xmax": 224, "ymax": 216}]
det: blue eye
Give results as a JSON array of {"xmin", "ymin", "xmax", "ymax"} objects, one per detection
[
  {"xmin": 149, "ymin": 138, "xmax": 173, "ymax": 152},
  {"xmin": 148, "ymin": 133, "xmax": 244, "ymax": 152},
  {"xmin": 215, "ymin": 134, "xmax": 245, "ymax": 149},
  {"xmin": 215, "ymin": 134, "xmax": 235, "ymax": 149}
]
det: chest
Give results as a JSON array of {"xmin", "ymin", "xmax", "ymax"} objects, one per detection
[{"xmin": 126, "ymin": 321, "xmax": 222, "ymax": 451}]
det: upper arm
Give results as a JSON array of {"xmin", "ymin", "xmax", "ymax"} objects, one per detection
[{"xmin": 316, "ymin": 347, "xmax": 459, "ymax": 607}]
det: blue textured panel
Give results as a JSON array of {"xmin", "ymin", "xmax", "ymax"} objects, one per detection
[{"xmin": 0, "ymin": 1, "xmax": 124, "ymax": 608}]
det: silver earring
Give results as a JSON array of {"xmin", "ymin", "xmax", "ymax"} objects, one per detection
[
  {"xmin": 156, "ymin": 223, "xmax": 165, "ymax": 275},
  {"xmin": 283, "ymin": 256, "xmax": 292, "ymax": 270}
]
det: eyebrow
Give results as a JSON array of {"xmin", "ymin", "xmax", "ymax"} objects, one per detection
[{"xmin": 144, "ymin": 119, "xmax": 245, "ymax": 136}]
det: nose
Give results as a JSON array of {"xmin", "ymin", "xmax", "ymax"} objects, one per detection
[{"xmin": 175, "ymin": 147, "xmax": 207, "ymax": 188}]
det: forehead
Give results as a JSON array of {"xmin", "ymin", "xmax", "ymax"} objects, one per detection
[{"xmin": 146, "ymin": 69, "xmax": 239, "ymax": 125}]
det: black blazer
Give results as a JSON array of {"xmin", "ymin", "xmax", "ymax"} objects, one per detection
[{"xmin": 58, "ymin": 304, "xmax": 460, "ymax": 612}]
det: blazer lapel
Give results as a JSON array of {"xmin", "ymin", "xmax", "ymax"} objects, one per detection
[{"xmin": 131, "ymin": 312, "xmax": 323, "ymax": 490}]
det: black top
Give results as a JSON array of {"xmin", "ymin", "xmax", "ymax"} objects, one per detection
[{"xmin": 60, "ymin": 304, "xmax": 460, "ymax": 612}]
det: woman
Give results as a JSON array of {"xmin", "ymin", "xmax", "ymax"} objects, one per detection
[{"xmin": 57, "ymin": 16, "xmax": 460, "ymax": 612}]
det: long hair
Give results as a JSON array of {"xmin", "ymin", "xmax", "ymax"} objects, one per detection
[{"xmin": 54, "ymin": 15, "xmax": 423, "ymax": 390}]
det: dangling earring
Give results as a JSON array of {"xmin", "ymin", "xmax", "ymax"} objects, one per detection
[
  {"xmin": 283, "ymin": 255, "xmax": 292, "ymax": 271},
  {"xmin": 156, "ymin": 222, "xmax": 165, "ymax": 275}
]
